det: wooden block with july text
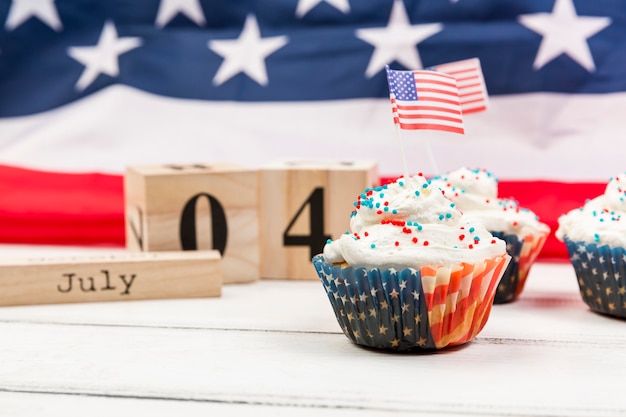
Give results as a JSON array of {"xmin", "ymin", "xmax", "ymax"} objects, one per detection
[
  {"xmin": 124, "ymin": 163, "xmax": 259, "ymax": 284},
  {"xmin": 260, "ymin": 160, "xmax": 378, "ymax": 280},
  {"xmin": 0, "ymin": 250, "xmax": 222, "ymax": 306}
]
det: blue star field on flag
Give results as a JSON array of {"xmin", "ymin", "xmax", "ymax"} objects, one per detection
[{"xmin": 0, "ymin": 0, "xmax": 623, "ymax": 117}]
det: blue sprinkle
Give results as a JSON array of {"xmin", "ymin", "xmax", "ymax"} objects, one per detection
[
  {"xmin": 445, "ymin": 213, "xmax": 452, "ymax": 218},
  {"xmin": 422, "ymin": 183, "xmax": 428, "ymax": 189},
  {"xmin": 370, "ymin": 243, "xmax": 376, "ymax": 248},
  {"xmin": 392, "ymin": 209, "xmax": 398, "ymax": 214},
  {"xmin": 469, "ymin": 227, "xmax": 475, "ymax": 233},
  {"xmin": 384, "ymin": 207, "xmax": 389, "ymax": 212},
  {"xmin": 326, "ymin": 239, "xmax": 332, "ymax": 244},
  {"xmin": 594, "ymin": 233, "xmax": 600, "ymax": 243},
  {"xmin": 415, "ymin": 191, "xmax": 421, "ymax": 196}
]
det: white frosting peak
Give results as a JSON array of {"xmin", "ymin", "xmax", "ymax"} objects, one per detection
[
  {"xmin": 323, "ymin": 174, "xmax": 507, "ymax": 270},
  {"xmin": 556, "ymin": 173, "xmax": 626, "ymax": 246}
]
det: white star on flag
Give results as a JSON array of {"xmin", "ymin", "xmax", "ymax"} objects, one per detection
[
  {"xmin": 518, "ymin": 0, "xmax": 611, "ymax": 72},
  {"xmin": 295, "ymin": 0, "xmax": 350, "ymax": 18},
  {"xmin": 155, "ymin": 0, "xmax": 206, "ymax": 28},
  {"xmin": 208, "ymin": 14, "xmax": 288, "ymax": 86},
  {"xmin": 67, "ymin": 21, "xmax": 142, "ymax": 91},
  {"xmin": 4, "ymin": 0, "xmax": 62, "ymax": 31},
  {"xmin": 356, "ymin": 0, "xmax": 442, "ymax": 78}
]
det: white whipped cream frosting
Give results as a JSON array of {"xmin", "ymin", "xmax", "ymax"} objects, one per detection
[
  {"xmin": 429, "ymin": 167, "xmax": 549, "ymax": 236},
  {"xmin": 556, "ymin": 173, "xmax": 626, "ymax": 247},
  {"xmin": 323, "ymin": 174, "xmax": 507, "ymax": 270}
]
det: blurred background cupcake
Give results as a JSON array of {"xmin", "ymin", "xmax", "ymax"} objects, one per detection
[
  {"xmin": 556, "ymin": 173, "xmax": 626, "ymax": 319},
  {"xmin": 313, "ymin": 174, "xmax": 510, "ymax": 352},
  {"xmin": 430, "ymin": 168, "xmax": 550, "ymax": 304}
]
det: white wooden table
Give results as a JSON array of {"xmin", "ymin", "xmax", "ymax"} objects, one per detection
[{"xmin": 0, "ymin": 244, "xmax": 624, "ymax": 417}]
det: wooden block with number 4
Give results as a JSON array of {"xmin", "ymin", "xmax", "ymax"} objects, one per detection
[
  {"xmin": 124, "ymin": 163, "xmax": 259, "ymax": 284},
  {"xmin": 260, "ymin": 160, "xmax": 378, "ymax": 280}
]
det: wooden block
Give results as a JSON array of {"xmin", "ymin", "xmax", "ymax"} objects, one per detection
[
  {"xmin": 260, "ymin": 160, "xmax": 378, "ymax": 280},
  {"xmin": 0, "ymin": 251, "xmax": 222, "ymax": 306},
  {"xmin": 124, "ymin": 163, "xmax": 259, "ymax": 284}
]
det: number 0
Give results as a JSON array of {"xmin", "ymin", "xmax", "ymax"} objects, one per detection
[{"xmin": 179, "ymin": 193, "xmax": 228, "ymax": 255}]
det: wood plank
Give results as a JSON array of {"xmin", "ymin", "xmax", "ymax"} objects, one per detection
[
  {"xmin": 0, "ymin": 391, "xmax": 437, "ymax": 417},
  {"xmin": 0, "ymin": 250, "xmax": 222, "ymax": 306},
  {"xmin": 0, "ymin": 321, "xmax": 623, "ymax": 416}
]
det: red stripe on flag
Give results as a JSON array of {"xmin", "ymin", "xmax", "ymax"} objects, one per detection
[
  {"xmin": 412, "ymin": 76, "xmax": 457, "ymax": 88},
  {"xmin": 396, "ymin": 104, "xmax": 462, "ymax": 115},
  {"xmin": 461, "ymin": 105, "xmax": 488, "ymax": 114},
  {"xmin": 398, "ymin": 123, "xmax": 465, "ymax": 134},
  {"xmin": 458, "ymin": 82, "xmax": 481, "ymax": 90},
  {"xmin": 0, "ymin": 165, "xmax": 606, "ymax": 261},
  {"xmin": 414, "ymin": 87, "xmax": 463, "ymax": 97},
  {"xmin": 400, "ymin": 114, "xmax": 464, "ymax": 123}
]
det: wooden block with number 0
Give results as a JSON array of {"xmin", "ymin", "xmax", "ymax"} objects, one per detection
[
  {"xmin": 260, "ymin": 160, "xmax": 378, "ymax": 280},
  {"xmin": 124, "ymin": 163, "xmax": 259, "ymax": 284}
]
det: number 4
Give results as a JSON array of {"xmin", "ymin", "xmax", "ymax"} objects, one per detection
[{"xmin": 283, "ymin": 187, "xmax": 331, "ymax": 259}]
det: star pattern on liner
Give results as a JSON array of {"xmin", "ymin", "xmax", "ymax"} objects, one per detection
[
  {"xmin": 295, "ymin": 0, "xmax": 350, "ymax": 18},
  {"xmin": 356, "ymin": 0, "xmax": 442, "ymax": 77},
  {"xmin": 67, "ymin": 21, "xmax": 142, "ymax": 91},
  {"xmin": 5, "ymin": 0, "xmax": 62, "ymax": 31},
  {"xmin": 314, "ymin": 263, "xmax": 434, "ymax": 350},
  {"xmin": 208, "ymin": 14, "xmax": 288, "ymax": 86},
  {"xmin": 518, "ymin": 0, "xmax": 611, "ymax": 71},
  {"xmin": 565, "ymin": 239, "xmax": 626, "ymax": 318},
  {"xmin": 155, "ymin": 0, "xmax": 206, "ymax": 28}
]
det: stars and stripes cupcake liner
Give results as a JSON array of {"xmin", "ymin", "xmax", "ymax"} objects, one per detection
[
  {"xmin": 563, "ymin": 239, "xmax": 626, "ymax": 319},
  {"xmin": 491, "ymin": 231, "xmax": 549, "ymax": 304},
  {"xmin": 313, "ymin": 254, "xmax": 510, "ymax": 351}
]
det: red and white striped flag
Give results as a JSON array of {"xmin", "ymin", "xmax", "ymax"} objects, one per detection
[
  {"xmin": 430, "ymin": 58, "xmax": 489, "ymax": 115},
  {"xmin": 385, "ymin": 65, "xmax": 465, "ymax": 134}
]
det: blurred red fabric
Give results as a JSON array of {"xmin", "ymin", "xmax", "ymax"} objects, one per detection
[{"xmin": 0, "ymin": 164, "xmax": 604, "ymax": 259}]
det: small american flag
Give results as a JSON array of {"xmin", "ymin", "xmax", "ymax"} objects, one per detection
[
  {"xmin": 385, "ymin": 65, "xmax": 465, "ymax": 134},
  {"xmin": 430, "ymin": 58, "xmax": 489, "ymax": 115}
]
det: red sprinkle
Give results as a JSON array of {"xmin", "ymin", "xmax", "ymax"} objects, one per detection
[
  {"xmin": 459, "ymin": 234, "xmax": 465, "ymax": 241},
  {"xmin": 412, "ymin": 237, "xmax": 418, "ymax": 243},
  {"xmin": 395, "ymin": 241, "xmax": 399, "ymax": 246},
  {"xmin": 423, "ymin": 241, "xmax": 429, "ymax": 246}
]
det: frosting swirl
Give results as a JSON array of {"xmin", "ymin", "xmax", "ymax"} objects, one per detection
[
  {"xmin": 323, "ymin": 174, "xmax": 507, "ymax": 270},
  {"xmin": 430, "ymin": 167, "xmax": 549, "ymax": 236},
  {"xmin": 556, "ymin": 173, "xmax": 626, "ymax": 247}
]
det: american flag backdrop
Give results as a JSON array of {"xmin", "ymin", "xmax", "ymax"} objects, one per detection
[{"xmin": 0, "ymin": 0, "xmax": 623, "ymax": 256}]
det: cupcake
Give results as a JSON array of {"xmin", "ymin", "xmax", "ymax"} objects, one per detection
[
  {"xmin": 313, "ymin": 174, "xmax": 510, "ymax": 351},
  {"xmin": 556, "ymin": 174, "xmax": 626, "ymax": 319},
  {"xmin": 430, "ymin": 168, "xmax": 550, "ymax": 304}
]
